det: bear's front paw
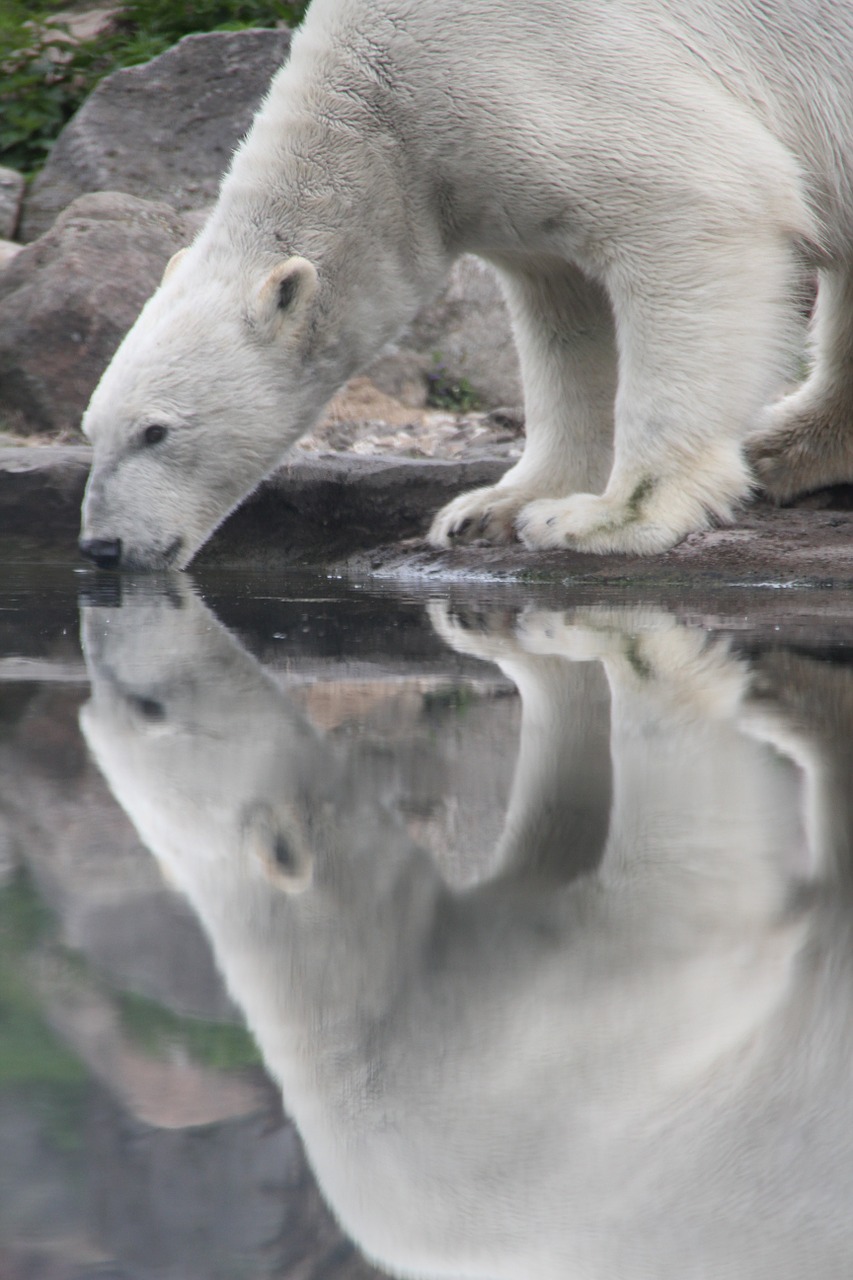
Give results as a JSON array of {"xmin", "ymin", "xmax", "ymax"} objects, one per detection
[
  {"xmin": 516, "ymin": 491, "xmax": 681, "ymax": 555},
  {"xmin": 428, "ymin": 485, "xmax": 529, "ymax": 547}
]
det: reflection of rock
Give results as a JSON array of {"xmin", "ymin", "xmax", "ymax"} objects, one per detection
[
  {"xmin": 0, "ymin": 682, "xmax": 237, "ymax": 1022},
  {"xmin": 38, "ymin": 961, "xmax": 267, "ymax": 1130},
  {"xmin": 88, "ymin": 1088, "xmax": 383, "ymax": 1280},
  {"xmin": 19, "ymin": 29, "xmax": 292, "ymax": 242},
  {"xmin": 47, "ymin": 6, "xmax": 120, "ymax": 43},
  {"xmin": 0, "ymin": 1095, "xmax": 86, "ymax": 1258},
  {"xmin": 0, "ymin": 193, "xmax": 195, "ymax": 435},
  {"xmin": 3, "ymin": 1074, "xmax": 382, "ymax": 1280}
]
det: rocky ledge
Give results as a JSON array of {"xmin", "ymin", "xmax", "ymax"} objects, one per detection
[{"xmin": 5, "ymin": 442, "xmax": 853, "ymax": 594}]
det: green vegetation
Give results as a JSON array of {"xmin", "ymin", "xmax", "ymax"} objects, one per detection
[
  {"xmin": 0, "ymin": 872, "xmax": 87, "ymax": 1149},
  {"xmin": 118, "ymin": 989, "xmax": 262, "ymax": 1071},
  {"xmin": 0, "ymin": 0, "xmax": 311, "ymax": 174},
  {"xmin": 0, "ymin": 871, "xmax": 82, "ymax": 1088},
  {"xmin": 422, "ymin": 684, "xmax": 477, "ymax": 717},
  {"xmin": 425, "ymin": 354, "xmax": 482, "ymax": 413},
  {"xmin": 0, "ymin": 866, "xmax": 260, "ymax": 1135}
]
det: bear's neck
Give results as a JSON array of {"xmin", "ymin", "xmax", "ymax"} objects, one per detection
[{"xmin": 206, "ymin": 54, "xmax": 452, "ymax": 378}]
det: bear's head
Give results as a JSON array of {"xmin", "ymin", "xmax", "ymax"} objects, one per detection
[
  {"xmin": 79, "ymin": 247, "xmax": 321, "ymax": 571},
  {"xmin": 80, "ymin": 578, "xmax": 321, "ymax": 898}
]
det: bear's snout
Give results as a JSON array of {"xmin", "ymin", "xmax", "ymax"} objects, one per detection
[{"xmin": 79, "ymin": 537, "xmax": 123, "ymax": 569}]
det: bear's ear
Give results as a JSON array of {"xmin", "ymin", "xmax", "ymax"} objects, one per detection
[
  {"xmin": 162, "ymin": 247, "xmax": 190, "ymax": 284},
  {"xmin": 240, "ymin": 799, "xmax": 313, "ymax": 894},
  {"xmin": 253, "ymin": 256, "xmax": 318, "ymax": 334}
]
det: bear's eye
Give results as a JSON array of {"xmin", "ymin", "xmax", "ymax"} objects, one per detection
[
  {"xmin": 128, "ymin": 693, "xmax": 166, "ymax": 722},
  {"xmin": 142, "ymin": 424, "xmax": 168, "ymax": 446}
]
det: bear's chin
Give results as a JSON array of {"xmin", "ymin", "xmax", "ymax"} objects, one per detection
[{"xmin": 85, "ymin": 535, "xmax": 186, "ymax": 573}]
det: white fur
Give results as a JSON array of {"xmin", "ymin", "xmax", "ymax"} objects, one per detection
[
  {"xmin": 80, "ymin": 0, "xmax": 853, "ymax": 566},
  {"xmin": 81, "ymin": 587, "xmax": 853, "ymax": 1278}
]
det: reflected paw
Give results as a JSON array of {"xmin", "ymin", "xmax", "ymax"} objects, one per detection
[
  {"xmin": 515, "ymin": 607, "xmax": 671, "ymax": 662},
  {"xmin": 427, "ymin": 599, "xmax": 523, "ymax": 660}
]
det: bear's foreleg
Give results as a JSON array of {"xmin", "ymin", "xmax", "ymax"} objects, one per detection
[
  {"xmin": 516, "ymin": 227, "xmax": 802, "ymax": 554},
  {"xmin": 428, "ymin": 260, "xmax": 616, "ymax": 547}
]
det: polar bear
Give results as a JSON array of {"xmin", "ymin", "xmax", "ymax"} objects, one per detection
[
  {"xmin": 80, "ymin": 584, "xmax": 853, "ymax": 1278},
  {"xmin": 78, "ymin": 0, "xmax": 853, "ymax": 570}
]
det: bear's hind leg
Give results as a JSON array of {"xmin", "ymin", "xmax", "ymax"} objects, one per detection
[
  {"xmin": 748, "ymin": 263, "xmax": 853, "ymax": 501},
  {"xmin": 428, "ymin": 260, "xmax": 616, "ymax": 547}
]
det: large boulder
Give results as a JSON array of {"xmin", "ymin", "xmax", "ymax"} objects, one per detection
[
  {"xmin": 2, "ymin": 21, "xmax": 520, "ymax": 439},
  {"xmin": 367, "ymin": 255, "xmax": 522, "ymax": 411},
  {"xmin": 19, "ymin": 27, "xmax": 292, "ymax": 242},
  {"xmin": 0, "ymin": 192, "xmax": 195, "ymax": 435},
  {"xmin": 0, "ymin": 193, "xmax": 519, "ymax": 440}
]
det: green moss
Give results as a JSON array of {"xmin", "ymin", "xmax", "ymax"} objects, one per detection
[
  {"xmin": 623, "ymin": 635, "xmax": 653, "ymax": 680},
  {"xmin": 0, "ymin": 868, "xmax": 53, "ymax": 952},
  {"xmin": 117, "ymin": 990, "xmax": 262, "ymax": 1071},
  {"xmin": 0, "ymin": 872, "xmax": 86, "ymax": 1090},
  {"xmin": 626, "ymin": 476, "xmax": 655, "ymax": 518},
  {"xmin": 0, "ymin": 864, "xmax": 261, "ymax": 1158},
  {"xmin": 421, "ymin": 684, "xmax": 477, "ymax": 717}
]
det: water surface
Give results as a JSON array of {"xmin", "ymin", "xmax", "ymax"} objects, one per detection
[{"xmin": 3, "ymin": 564, "xmax": 853, "ymax": 1280}]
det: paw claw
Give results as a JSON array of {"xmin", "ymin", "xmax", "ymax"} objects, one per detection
[{"xmin": 428, "ymin": 482, "xmax": 536, "ymax": 548}]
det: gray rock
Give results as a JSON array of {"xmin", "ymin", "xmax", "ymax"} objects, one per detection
[
  {"xmin": 0, "ymin": 192, "xmax": 195, "ymax": 435},
  {"xmin": 20, "ymin": 27, "xmax": 292, "ymax": 242},
  {"xmin": 0, "ymin": 166, "xmax": 25, "ymax": 239},
  {"xmin": 195, "ymin": 453, "xmax": 511, "ymax": 568},
  {"xmin": 0, "ymin": 447, "xmax": 90, "ymax": 550},
  {"xmin": 16, "ymin": 23, "xmax": 517, "ymax": 413},
  {"xmin": 367, "ymin": 255, "xmax": 522, "ymax": 411},
  {"xmin": 0, "ymin": 240, "xmax": 22, "ymax": 270},
  {"xmin": 13, "ymin": 23, "xmax": 517, "ymax": 425},
  {"xmin": 0, "ymin": 444, "xmax": 509, "ymax": 565}
]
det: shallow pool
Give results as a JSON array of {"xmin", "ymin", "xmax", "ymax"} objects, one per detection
[{"xmin": 3, "ymin": 563, "xmax": 853, "ymax": 1280}]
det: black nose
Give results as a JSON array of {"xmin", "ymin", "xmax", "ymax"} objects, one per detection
[{"xmin": 79, "ymin": 537, "xmax": 122, "ymax": 569}]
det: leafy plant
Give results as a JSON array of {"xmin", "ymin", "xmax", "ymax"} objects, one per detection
[
  {"xmin": 425, "ymin": 355, "xmax": 482, "ymax": 413},
  {"xmin": 0, "ymin": 0, "xmax": 311, "ymax": 174}
]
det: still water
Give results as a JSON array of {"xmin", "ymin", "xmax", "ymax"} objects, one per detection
[{"xmin": 3, "ymin": 563, "xmax": 853, "ymax": 1280}]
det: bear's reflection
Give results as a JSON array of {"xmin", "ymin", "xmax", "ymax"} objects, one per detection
[{"xmin": 80, "ymin": 585, "xmax": 853, "ymax": 1280}]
